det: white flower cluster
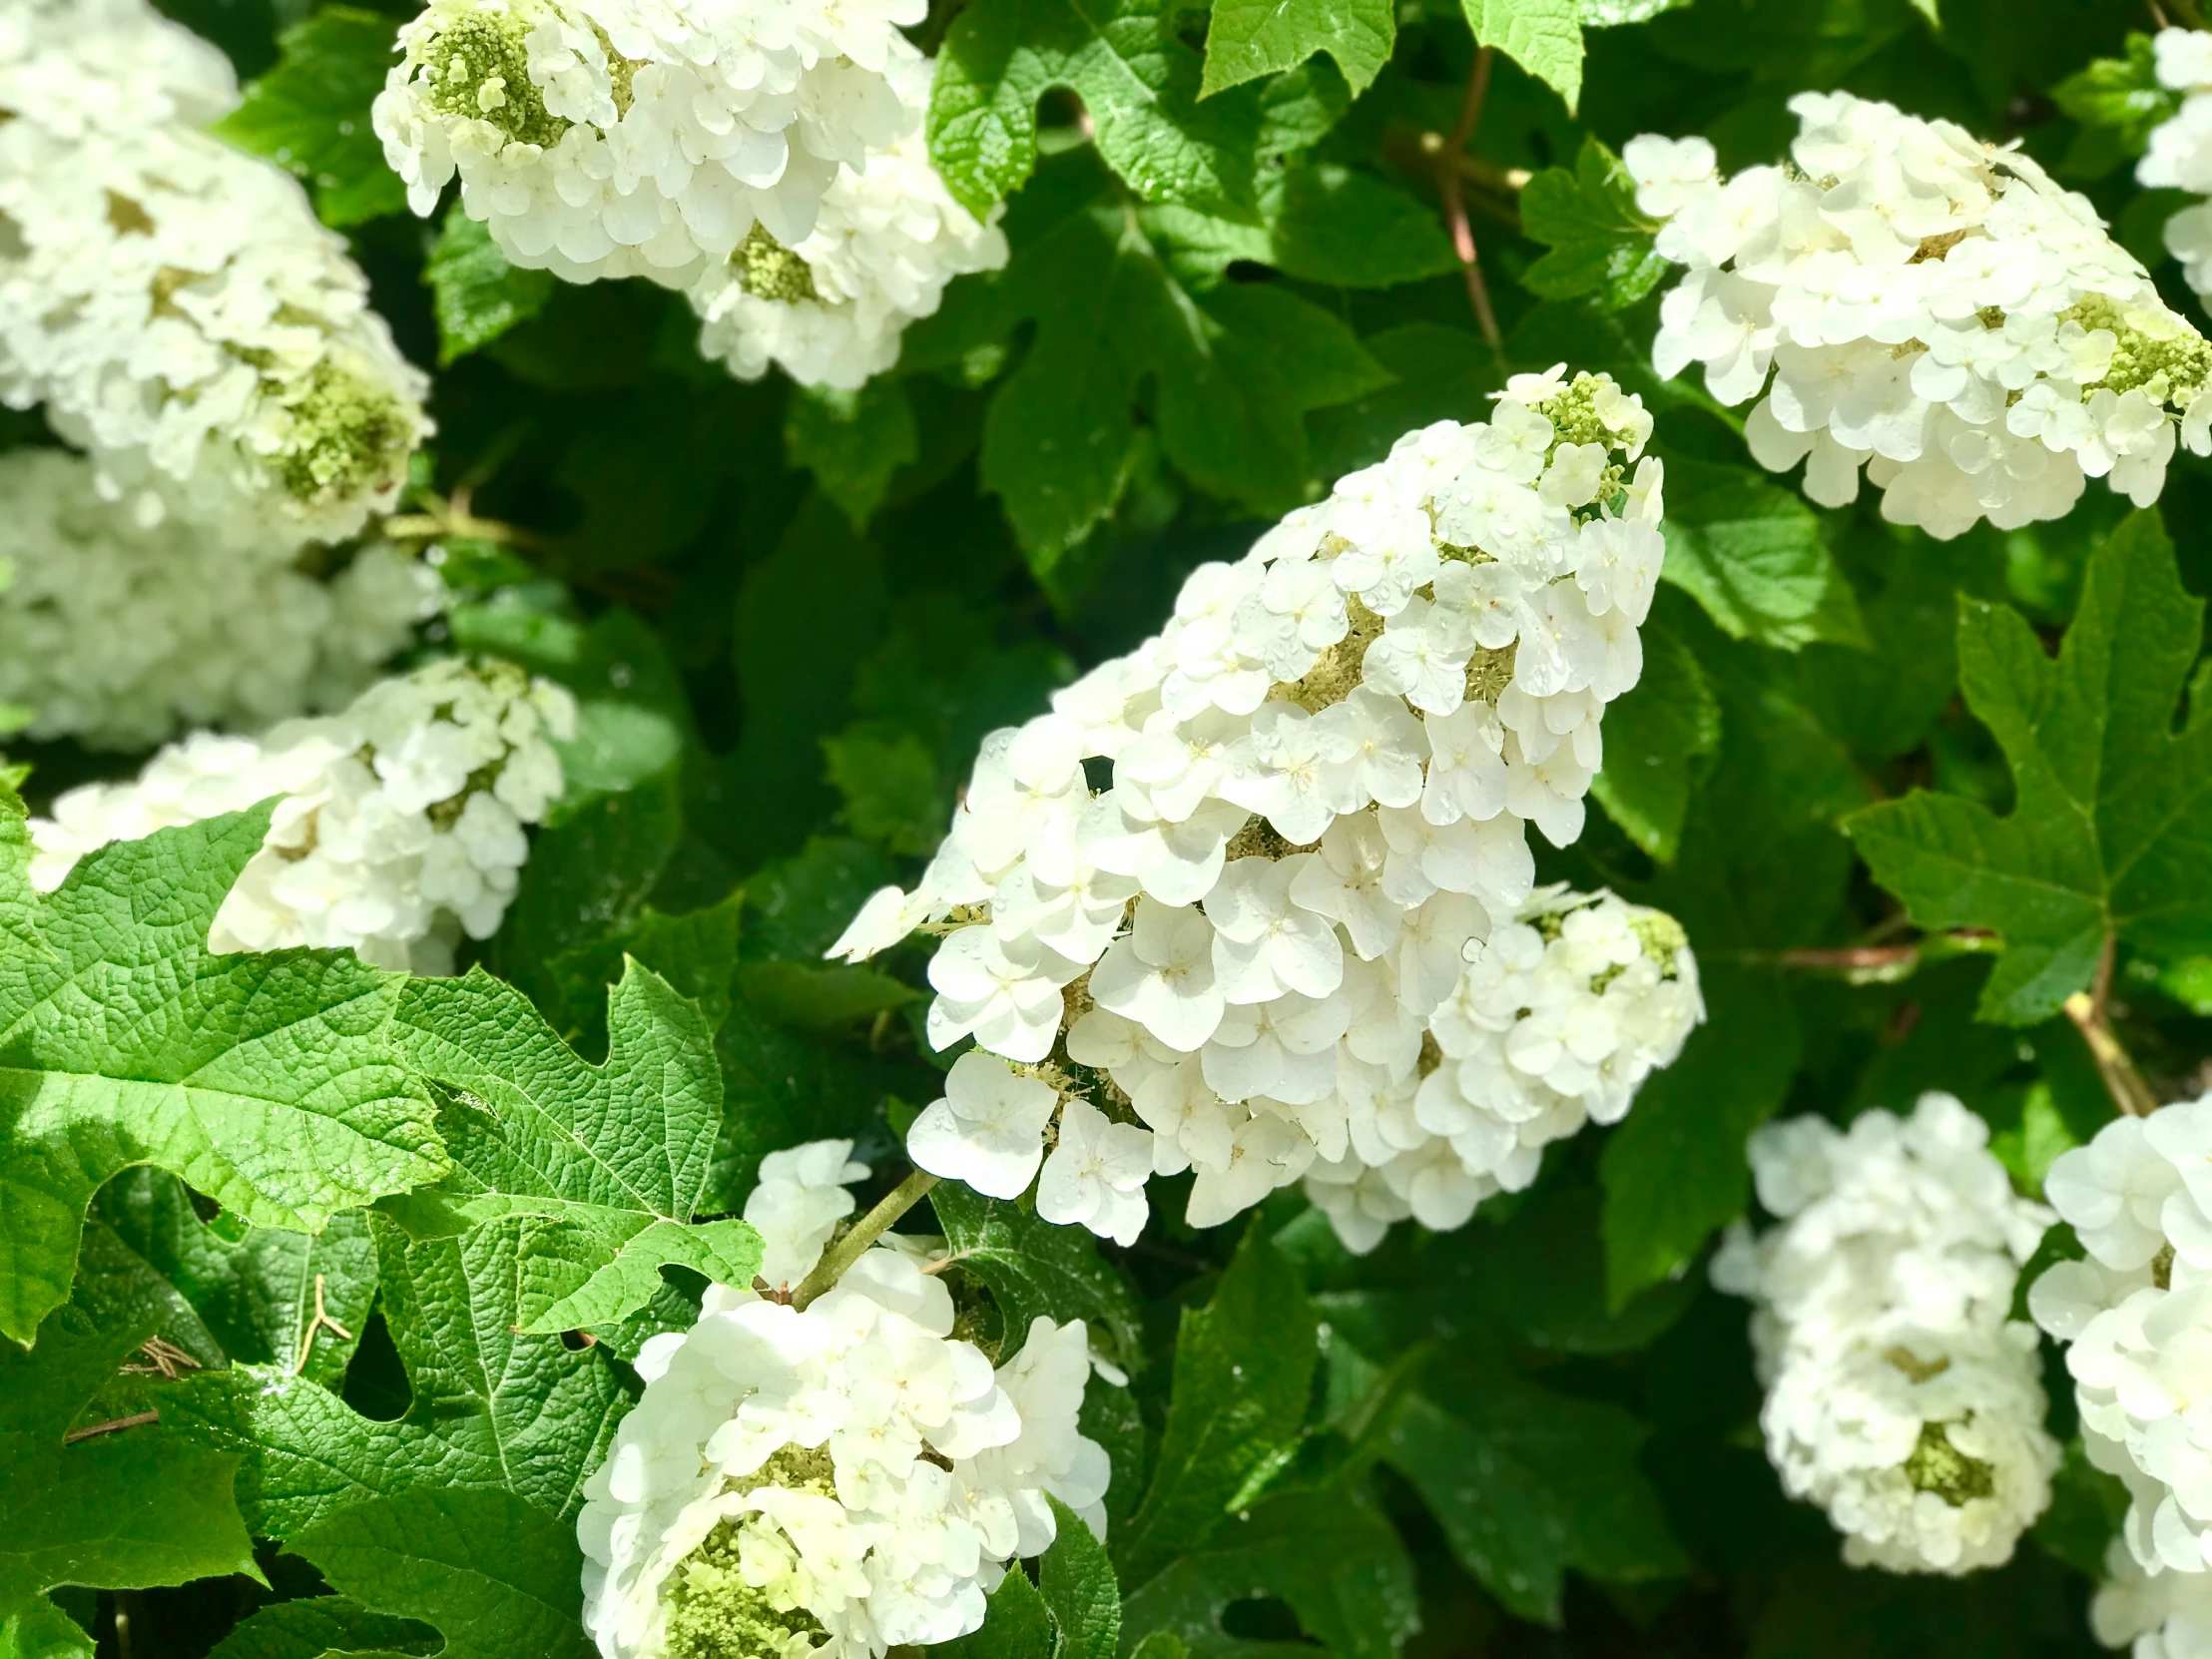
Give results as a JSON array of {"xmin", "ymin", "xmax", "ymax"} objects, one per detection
[
  {"xmin": 1713, "ymin": 1094, "xmax": 2059, "ymax": 1574},
  {"xmin": 829, "ymin": 373, "xmax": 1702, "ymax": 1253},
  {"xmin": 688, "ymin": 56, "xmax": 1007, "ymax": 390},
  {"xmin": 2096, "ymin": 1538, "xmax": 2212, "ymax": 1659},
  {"xmin": 1, "ymin": 0, "xmax": 430, "ymax": 545},
  {"xmin": 30, "ymin": 659, "xmax": 575, "ymax": 974},
  {"xmin": 373, "ymin": 0, "xmax": 920, "ymax": 292},
  {"xmin": 2029, "ymin": 1096, "xmax": 2212, "ymax": 1578},
  {"xmin": 1625, "ymin": 92, "xmax": 2212, "ymax": 540},
  {"xmin": 0, "ymin": 0, "xmax": 237, "ymax": 143},
  {"xmin": 2141, "ymin": 29, "xmax": 2212, "ymax": 303},
  {"xmin": 578, "ymin": 1246, "xmax": 1108, "ymax": 1659},
  {"xmin": 0, "ymin": 449, "xmax": 441, "ymax": 751},
  {"xmin": 745, "ymin": 1139, "xmax": 871, "ymax": 1293}
]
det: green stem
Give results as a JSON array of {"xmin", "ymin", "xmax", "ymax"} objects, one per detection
[{"xmin": 791, "ymin": 1168, "xmax": 940, "ymax": 1310}]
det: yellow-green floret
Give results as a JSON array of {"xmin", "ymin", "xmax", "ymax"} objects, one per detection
[
  {"xmin": 273, "ymin": 358, "xmax": 416, "ymax": 506},
  {"xmin": 734, "ymin": 225, "xmax": 820, "ymax": 304},
  {"xmin": 1903, "ymin": 1419, "xmax": 1997, "ymax": 1507},
  {"xmin": 418, "ymin": 8, "xmax": 570, "ymax": 148}
]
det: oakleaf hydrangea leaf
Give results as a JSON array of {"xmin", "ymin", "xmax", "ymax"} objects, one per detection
[
  {"xmin": 1461, "ymin": 0, "xmax": 1583, "ymax": 113},
  {"xmin": 168, "ymin": 1214, "xmax": 631, "ymax": 1536},
  {"xmin": 1519, "ymin": 138, "xmax": 1668, "ymax": 312},
  {"xmin": 424, "ymin": 208, "xmax": 554, "ymax": 365},
  {"xmin": 2053, "ymin": 32, "xmax": 2179, "ymax": 174},
  {"xmin": 288, "ymin": 1487, "xmax": 596, "ymax": 1659},
  {"xmin": 383, "ymin": 959, "xmax": 759, "ymax": 1332},
  {"xmin": 1, "ymin": 1286, "xmax": 260, "ymax": 1655},
  {"xmin": 1198, "ymin": 0, "xmax": 1395, "ymax": 99},
  {"xmin": 0, "ymin": 779, "xmax": 48, "ymax": 965},
  {"xmin": 929, "ymin": 1184, "xmax": 1143, "ymax": 1372},
  {"xmin": 1851, "ymin": 510, "xmax": 2212, "ymax": 1024},
  {"xmin": 930, "ymin": 0, "xmax": 1266, "ymax": 218},
  {"xmin": 1039, "ymin": 1495, "xmax": 1121, "ymax": 1659},
  {"xmin": 213, "ymin": 7, "xmax": 406, "ymax": 228},
  {"xmin": 0, "ymin": 811, "xmax": 446, "ymax": 1347},
  {"xmin": 1116, "ymin": 1224, "xmax": 1319, "ymax": 1583},
  {"xmin": 206, "ymin": 1597, "xmax": 438, "ymax": 1659}
]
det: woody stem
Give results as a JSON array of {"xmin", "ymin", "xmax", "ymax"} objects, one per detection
[{"xmin": 791, "ymin": 1168, "xmax": 941, "ymax": 1310}]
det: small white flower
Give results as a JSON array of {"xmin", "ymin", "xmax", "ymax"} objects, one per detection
[
  {"xmin": 746, "ymin": 1139, "xmax": 870, "ymax": 1289},
  {"xmin": 1035, "ymin": 1097, "xmax": 1153, "ymax": 1245},
  {"xmin": 1089, "ymin": 897, "xmax": 1225, "ymax": 1053},
  {"xmin": 907, "ymin": 1050, "xmax": 1060, "ymax": 1200}
]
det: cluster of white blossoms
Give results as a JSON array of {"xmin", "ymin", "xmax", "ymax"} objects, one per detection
[
  {"xmin": 688, "ymin": 55, "xmax": 1007, "ymax": 389},
  {"xmin": 2029, "ymin": 1096, "xmax": 2212, "ymax": 1585},
  {"xmin": 1713, "ymin": 1095, "xmax": 2059, "ymax": 1574},
  {"xmin": 580, "ymin": 1145, "xmax": 1108, "ymax": 1659},
  {"xmin": 29, "ymin": 659, "xmax": 574, "ymax": 974},
  {"xmin": 373, "ymin": 0, "xmax": 920, "ymax": 291},
  {"xmin": 1624, "ymin": 92, "xmax": 2212, "ymax": 540},
  {"xmin": 829, "ymin": 374, "xmax": 1703, "ymax": 1253},
  {"xmin": 0, "ymin": 450, "xmax": 441, "ymax": 751},
  {"xmin": 2141, "ymin": 30, "xmax": 2212, "ymax": 303},
  {"xmin": 2096, "ymin": 1537, "xmax": 2212, "ymax": 1659},
  {"xmin": 2, "ymin": 0, "xmax": 431, "ymax": 544}
]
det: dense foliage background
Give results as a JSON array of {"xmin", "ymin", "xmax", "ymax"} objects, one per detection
[{"xmin": 14, "ymin": 0, "xmax": 2212, "ymax": 1654}]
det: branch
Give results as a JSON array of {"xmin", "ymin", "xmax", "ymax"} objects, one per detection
[
  {"xmin": 64, "ymin": 1410, "xmax": 160, "ymax": 1444},
  {"xmin": 1427, "ymin": 47, "xmax": 1504, "ymax": 354},
  {"xmin": 791, "ymin": 1168, "xmax": 941, "ymax": 1310},
  {"xmin": 2065, "ymin": 933, "xmax": 2158, "ymax": 1118}
]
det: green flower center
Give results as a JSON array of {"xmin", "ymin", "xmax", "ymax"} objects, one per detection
[
  {"xmin": 1903, "ymin": 1419, "xmax": 1996, "ymax": 1507},
  {"xmin": 274, "ymin": 358, "xmax": 415, "ymax": 510},
  {"xmin": 662, "ymin": 1447, "xmax": 836, "ymax": 1659},
  {"xmin": 418, "ymin": 10, "xmax": 569, "ymax": 148},
  {"xmin": 734, "ymin": 225, "xmax": 820, "ymax": 305},
  {"xmin": 2066, "ymin": 294, "xmax": 2212, "ymax": 408}
]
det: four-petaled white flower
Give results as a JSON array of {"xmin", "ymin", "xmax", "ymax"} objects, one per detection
[{"xmin": 908, "ymin": 1051, "xmax": 1061, "ymax": 1199}]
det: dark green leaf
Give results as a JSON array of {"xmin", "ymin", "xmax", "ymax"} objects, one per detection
[
  {"xmin": 425, "ymin": 209, "xmax": 554, "ymax": 365},
  {"xmin": 1519, "ymin": 138, "xmax": 1668, "ymax": 311},
  {"xmin": 1849, "ymin": 510, "xmax": 2212, "ymax": 1024},
  {"xmin": 930, "ymin": 0, "xmax": 1264, "ymax": 217},
  {"xmin": 1199, "ymin": 0, "xmax": 1394, "ymax": 98},
  {"xmin": 786, "ymin": 382, "xmax": 921, "ymax": 529},
  {"xmin": 1119, "ymin": 1484, "xmax": 1418, "ymax": 1659},
  {"xmin": 1589, "ymin": 595, "xmax": 1721, "ymax": 861},
  {"xmin": 289, "ymin": 1487, "xmax": 595, "ymax": 1659},
  {"xmin": 214, "ymin": 7, "xmax": 405, "ymax": 227},
  {"xmin": 928, "ymin": 1184, "xmax": 1144, "ymax": 1371},
  {"xmin": 1039, "ymin": 1497, "xmax": 1119, "ymax": 1659},
  {"xmin": 1659, "ymin": 456, "xmax": 1868, "ymax": 650},
  {"xmin": 1117, "ymin": 1223, "xmax": 1320, "ymax": 1582},
  {"xmin": 824, "ymin": 727, "xmax": 946, "ymax": 855},
  {"xmin": 1384, "ymin": 1366, "xmax": 1686, "ymax": 1624},
  {"xmin": 206, "ymin": 1598, "xmax": 439, "ymax": 1659},
  {"xmin": 939, "ymin": 1564, "xmax": 1055, "ymax": 1659}
]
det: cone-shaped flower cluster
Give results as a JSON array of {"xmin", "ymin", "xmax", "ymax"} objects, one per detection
[
  {"xmin": 31, "ymin": 658, "xmax": 574, "ymax": 973},
  {"xmin": 1714, "ymin": 1095, "xmax": 2059, "ymax": 1574},
  {"xmin": 1625, "ymin": 92, "xmax": 2212, "ymax": 539},
  {"xmin": 374, "ymin": 0, "xmax": 920, "ymax": 291},
  {"xmin": 2141, "ymin": 29, "xmax": 2212, "ymax": 303},
  {"xmin": 830, "ymin": 371, "xmax": 1702, "ymax": 1252},
  {"xmin": 2030, "ymin": 1096, "xmax": 2212, "ymax": 1575},
  {"xmin": 688, "ymin": 56, "xmax": 1007, "ymax": 390},
  {"xmin": 580, "ymin": 1138, "xmax": 1109, "ymax": 1659},
  {"xmin": 2, "ymin": 0, "xmax": 431, "ymax": 543},
  {"xmin": 0, "ymin": 449, "xmax": 441, "ymax": 750}
]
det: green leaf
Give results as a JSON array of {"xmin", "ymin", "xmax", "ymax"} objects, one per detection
[
  {"xmin": 2032, "ymin": 1437, "xmax": 2132, "ymax": 1579},
  {"xmin": 1039, "ymin": 1498, "xmax": 1119, "ymax": 1659},
  {"xmin": 1849, "ymin": 510, "xmax": 2212, "ymax": 1024},
  {"xmin": 824, "ymin": 727, "xmax": 946, "ymax": 855},
  {"xmin": 289, "ymin": 1488, "xmax": 595, "ymax": 1659},
  {"xmin": 545, "ymin": 894, "xmax": 743, "ymax": 1058},
  {"xmin": 964, "ymin": 157, "xmax": 1389, "ymax": 559},
  {"xmin": 928, "ymin": 1184, "xmax": 1144, "ymax": 1371},
  {"xmin": 0, "ymin": 1290, "xmax": 259, "ymax": 1646},
  {"xmin": 1117, "ymin": 1222, "xmax": 1320, "ymax": 1583},
  {"xmin": 206, "ymin": 1599, "xmax": 439, "ymax": 1659},
  {"xmin": 1383, "ymin": 1369, "xmax": 1685, "ymax": 1625},
  {"xmin": 1118, "ymin": 1484, "xmax": 1418, "ymax": 1659},
  {"xmin": 1261, "ymin": 166, "xmax": 1459, "ymax": 290},
  {"xmin": 170, "ymin": 1212, "xmax": 631, "ymax": 1535},
  {"xmin": 786, "ymin": 382, "xmax": 921, "ymax": 529},
  {"xmin": 2053, "ymin": 33, "xmax": 2178, "ymax": 170},
  {"xmin": 939, "ymin": 1566, "xmax": 1055, "ymax": 1659},
  {"xmin": 425, "ymin": 209, "xmax": 555, "ymax": 365},
  {"xmin": 1460, "ymin": 0, "xmax": 1583, "ymax": 112},
  {"xmin": 1659, "ymin": 455, "xmax": 1867, "ymax": 650},
  {"xmin": 213, "ymin": 7, "xmax": 406, "ymax": 227},
  {"xmin": 0, "ymin": 812, "xmax": 445, "ymax": 1347},
  {"xmin": 1518, "ymin": 138, "xmax": 1668, "ymax": 312},
  {"xmin": 1199, "ymin": 0, "xmax": 1395, "ymax": 98},
  {"xmin": 92, "ymin": 1168, "xmax": 377, "ymax": 1386},
  {"xmin": 0, "ymin": 780, "xmax": 48, "ymax": 964},
  {"xmin": 930, "ymin": 0, "xmax": 1265, "ymax": 217},
  {"xmin": 386, "ymin": 961, "xmax": 762, "ymax": 1332},
  {"xmin": 1590, "ymin": 597, "xmax": 1721, "ymax": 862}
]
